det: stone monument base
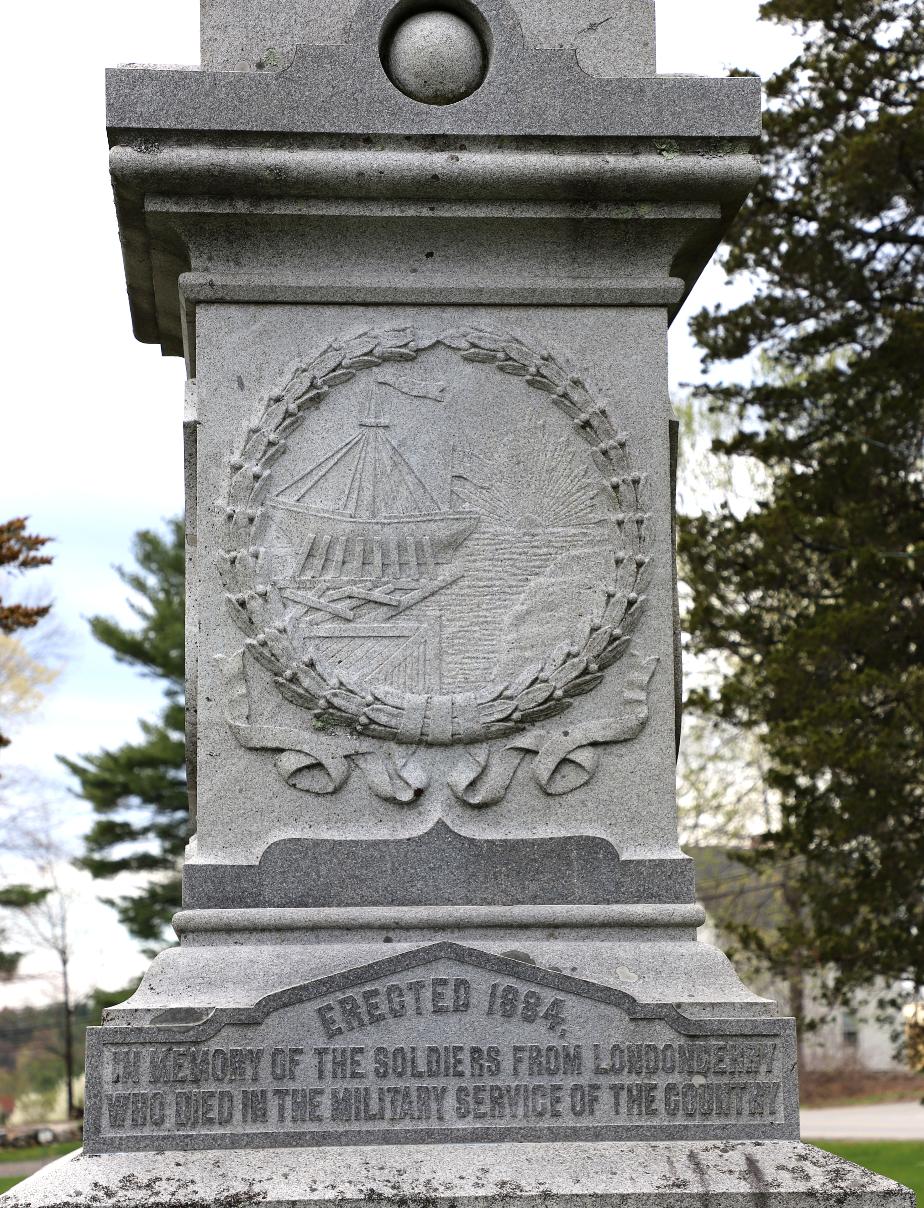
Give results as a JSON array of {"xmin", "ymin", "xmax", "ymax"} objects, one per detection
[{"xmin": 7, "ymin": 1141, "xmax": 913, "ymax": 1207}]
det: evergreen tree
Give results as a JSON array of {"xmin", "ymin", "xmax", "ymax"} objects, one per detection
[
  {"xmin": 679, "ymin": 1, "xmax": 923, "ymax": 1002},
  {"xmin": 0, "ymin": 885, "xmax": 49, "ymax": 980},
  {"xmin": 62, "ymin": 520, "xmax": 186, "ymax": 947}
]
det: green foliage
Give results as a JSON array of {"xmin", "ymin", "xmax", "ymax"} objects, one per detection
[
  {"xmin": 0, "ymin": 886, "xmax": 49, "ymax": 910},
  {"xmin": 62, "ymin": 520, "xmax": 186, "ymax": 946},
  {"xmin": 0, "ymin": 886, "xmax": 49, "ymax": 981},
  {"xmin": 86, "ymin": 981, "xmax": 141, "ymax": 1026},
  {"xmin": 0, "ymin": 999, "xmax": 95, "ymax": 1090},
  {"xmin": 679, "ymin": 1, "xmax": 924, "ymax": 1001},
  {"xmin": 0, "ymin": 1142, "xmax": 81, "ymax": 1166},
  {"xmin": 87, "ymin": 526, "xmax": 184, "ymax": 694}
]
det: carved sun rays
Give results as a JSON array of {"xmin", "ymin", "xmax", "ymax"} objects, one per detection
[{"xmin": 453, "ymin": 421, "xmax": 603, "ymax": 529}]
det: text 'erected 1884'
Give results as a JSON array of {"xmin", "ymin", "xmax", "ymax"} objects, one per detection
[{"xmin": 85, "ymin": 950, "xmax": 796, "ymax": 1152}]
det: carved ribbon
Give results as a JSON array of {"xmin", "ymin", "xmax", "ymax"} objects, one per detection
[
  {"xmin": 447, "ymin": 655, "xmax": 659, "ymax": 807},
  {"xmin": 219, "ymin": 653, "xmax": 429, "ymax": 804},
  {"xmin": 221, "ymin": 650, "xmax": 656, "ymax": 808}
]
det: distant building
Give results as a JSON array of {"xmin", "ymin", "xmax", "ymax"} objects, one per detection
[{"xmin": 689, "ymin": 846, "xmax": 907, "ymax": 1073}]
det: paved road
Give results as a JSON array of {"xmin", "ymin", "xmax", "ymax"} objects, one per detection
[
  {"xmin": 802, "ymin": 1100, "xmax": 924, "ymax": 1141},
  {"xmin": 0, "ymin": 1159, "xmax": 46, "ymax": 1178}
]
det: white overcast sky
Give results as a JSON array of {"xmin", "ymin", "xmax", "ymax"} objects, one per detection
[{"xmin": 0, "ymin": 1, "xmax": 801, "ymax": 1006}]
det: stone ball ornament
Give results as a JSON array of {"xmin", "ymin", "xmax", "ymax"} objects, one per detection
[{"xmin": 384, "ymin": 10, "xmax": 487, "ymax": 105}]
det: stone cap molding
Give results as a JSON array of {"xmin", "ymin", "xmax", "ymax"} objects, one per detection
[
  {"xmin": 170, "ymin": 903, "xmax": 708, "ymax": 945},
  {"xmin": 109, "ymin": 141, "xmax": 759, "ymax": 355},
  {"xmin": 107, "ymin": 0, "xmax": 760, "ymax": 140},
  {"xmin": 110, "ymin": 141, "xmax": 760, "ymax": 203}
]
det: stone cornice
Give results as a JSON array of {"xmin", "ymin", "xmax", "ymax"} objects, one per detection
[{"xmin": 109, "ymin": 139, "xmax": 759, "ymax": 355}]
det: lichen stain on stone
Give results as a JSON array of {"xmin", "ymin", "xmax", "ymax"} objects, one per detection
[
  {"xmin": 685, "ymin": 1148, "xmax": 711, "ymax": 1190},
  {"xmin": 497, "ymin": 949, "xmax": 536, "ymax": 965},
  {"xmin": 662, "ymin": 1150, "xmax": 694, "ymax": 1192},
  {"xmin": 358, "ymin": 1177, "xmax": 463, "ymax": 1208},
  {"xmin": 255, "ymin": 48, "xmax": 280, "ymax": 71},
  {"xmin": 654, "ymin": 139, "xmax": 680, "ymax": 159},
  {"xmin": 743, "ymin": 1153, "xmax": 778, "ymax": 1208},
  {"xmin": 8, "ymin": 1170, "xmax": 270, "ymax": 1208}
]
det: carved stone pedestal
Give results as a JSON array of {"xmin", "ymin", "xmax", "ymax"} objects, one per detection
[
  {"xmin": 11, "ymin": 1140, "xmax": 912, "ymax": 1208},
  {"xmin": 8, "ymin": 0, "xmax": 913, "ymax": 1204}
]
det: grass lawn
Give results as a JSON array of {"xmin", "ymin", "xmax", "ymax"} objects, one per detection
[
  {"xmin": 801, "ymin": 1070, "xmax": 924, "ymax": 1109},
  {"xmin": 0, "ymin": 1142, "xmax": 81, "ymax": 1197},
  {"xmin": 810, "ymin": 1141, "xmax": 923, "ymax": 1204},
  {"xmin": 0, "ymin": 1141, "xmax": 80, "ymax": 1165}
]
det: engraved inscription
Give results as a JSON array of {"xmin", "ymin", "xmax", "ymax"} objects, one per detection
[{"xmin": 85, "ymin": 946, "xmax": 797, "ymax": 1152}]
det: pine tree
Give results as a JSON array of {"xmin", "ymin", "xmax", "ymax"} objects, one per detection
[
  {"xmin": 62, "ymin": 520, "xmax": 187, "ymax": 947},
  {"xmin": 679, "ymin": 0, "xmax": 924, "ymax": 1002}
]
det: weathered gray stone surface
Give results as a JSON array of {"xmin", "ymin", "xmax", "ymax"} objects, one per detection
[
  {"xmin": 192, "ymin": 304, "xmax": 679, "ymax": 868},
  {"xmin": 82, "ymin": 945, "xmax": 798, "ymax": 1153},
  {"xmin": 106, "ymin": 67, "xmax": 760, "ymax": 138},
  {"xmin": 7, "ymin": 1141, "xmax": 914, "ymax": 1207},
  {"xmin": 112, "ymin": 147, "xmax": 758, "ymax": 356},
  {"xmin": 181, "ymin": 823, "xmax": 696, "ymax": 907},
  {"xmin": 99, "ymin": 938, "xmax": 770, "ymax": 1017},
  {"xmin": 10, "ymin": 0, "xmax": 911, "ymax": 1201},
  {"xmin": 385, "ymin": 11, "xmax": 487, "ymax": 104},
  {"xmin": 200, "ymin": 0, "xmax": 657, "ymax": 77}
]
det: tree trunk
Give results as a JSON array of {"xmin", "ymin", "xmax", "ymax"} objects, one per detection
[
  {"xmin": 782, "ymin": 869, "xmax": 807, "ymax": 1071},
  {"xmin": 61, "ymin": 955, "xmax": 75, "ymax": 1119}
]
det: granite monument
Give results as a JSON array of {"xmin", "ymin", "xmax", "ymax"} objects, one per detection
[{"xmin": 9, "ymin": 0, "xmax": 913, "ymax": 1203}]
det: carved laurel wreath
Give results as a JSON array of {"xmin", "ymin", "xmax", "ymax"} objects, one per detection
[{"xmin": 218, "ymin": 327, "xmax": 651, "ymax": 746}]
